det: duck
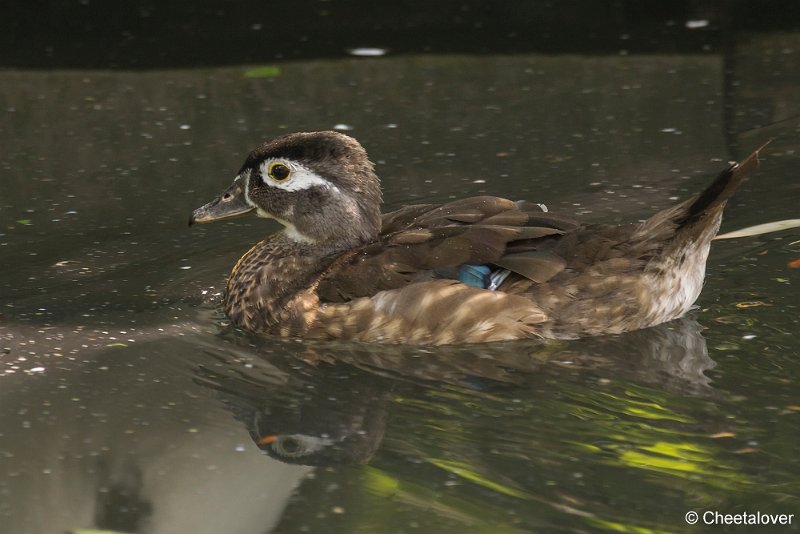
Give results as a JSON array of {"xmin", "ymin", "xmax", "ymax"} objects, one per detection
[{"xmin": 189, "ymin": 131, "xmax": 764, "ymax": 345}]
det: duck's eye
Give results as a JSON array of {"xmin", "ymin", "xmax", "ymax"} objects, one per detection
[
  {"xmin": 277, "ymin": 437, "xmax": 301, "ymax": 454},
  {"xmin": 271, "ymin": 434, "xmax": 332, "ymax": 458},
  {"xmin": 268, "ymin": 162, "xmax": 291, "ymax": 182}
]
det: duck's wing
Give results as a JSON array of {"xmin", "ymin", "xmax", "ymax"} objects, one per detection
[{"xmin": 316, "ymin": 196, "xmax": 581, "ymax": 302}]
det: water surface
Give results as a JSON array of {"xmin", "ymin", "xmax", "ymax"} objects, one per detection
[{"xmin": 1, "ymin": 36, "xmax": 799, "ymax": 534}]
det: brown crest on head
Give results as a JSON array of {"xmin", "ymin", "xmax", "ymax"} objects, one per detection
[{"xmin": 191, "ymin": 131, "xmax": 382, "ymax": 249}]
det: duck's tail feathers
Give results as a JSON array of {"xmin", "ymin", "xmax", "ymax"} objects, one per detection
[
  {"xmin": 679, "ymin": 141, "xmax": 769, "ymax": 227},
  {"xmin": 636, "ymin": 142, "xmax": 768, "ymax": 245}
]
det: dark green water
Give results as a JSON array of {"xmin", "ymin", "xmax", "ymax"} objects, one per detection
[{"xmin": 1, "ymin": 22, "xmax": 799, "ymax": 534}]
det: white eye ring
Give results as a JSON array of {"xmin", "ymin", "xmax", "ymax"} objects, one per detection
[
  {"xmin": 258, "ymin": 159, "xmax": 337, "ymax": 192},
  {"xmin": 267, "ymin": 161, "xmax": 292, "ymax": 182}
]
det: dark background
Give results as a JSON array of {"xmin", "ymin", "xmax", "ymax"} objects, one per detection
[{"xmin": 4, "ymin": 0, "xmax": 800, "ymax": 69}]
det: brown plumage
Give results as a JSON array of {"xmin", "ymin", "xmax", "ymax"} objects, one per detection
[{"xmin": 190, "ymin": 131, "xmax": 765, "ymax": 345}]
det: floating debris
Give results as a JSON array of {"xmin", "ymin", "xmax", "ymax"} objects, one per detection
[
  {"xmin": 734, "ymin": 301, "xmax": 770, "ymax": 308},
  {"xmin": 715, "ymin": 219, "xmax": 800, "ymax": 240},
  {"xmin": 347, "ymin": 47, "xmax": 387, "ymax": 57},
  {"xmin": 243, "ymin": 66, "xmax": 282, "ymax": 78},
  {"xmin": 685, "ymin": 19, "xmax": 709, "ymax": 29}
]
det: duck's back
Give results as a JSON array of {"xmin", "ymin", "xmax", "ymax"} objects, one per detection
[
  {"xmin": 307, "ymin": 148, "xmax": 761, "ymax": 344},
  {"xmin": 315, "ymin": 196, "xmax": 578, "ymax": 301}
]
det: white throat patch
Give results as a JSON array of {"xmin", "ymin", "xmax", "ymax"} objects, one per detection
[{"xmin": 276, "ymin": 217, "xmax": 317, "ymax": 244}]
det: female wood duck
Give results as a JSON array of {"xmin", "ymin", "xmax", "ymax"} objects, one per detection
[{"xmin": 190, "ymin": 131, "xmax": 763, "ymax": 345}]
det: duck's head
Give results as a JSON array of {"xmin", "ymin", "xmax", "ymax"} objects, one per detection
[{"xmin": 190, "ymin": 131, "xmax": 382, "ymax": 248}]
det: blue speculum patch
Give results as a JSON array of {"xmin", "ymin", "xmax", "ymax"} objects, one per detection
[
  {"xmin": 457, "ymin": 265, "xmax": 510, "ymax": 290},
  {"xmin": 458, "ymin": 264, "xmax": 492, "ymax": 289}
]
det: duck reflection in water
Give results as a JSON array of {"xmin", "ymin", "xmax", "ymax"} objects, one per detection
[
  {"xmin": 196, "ymin": 315, "xmax": 717, "ymax": 467},
  {"xmin": 197, "ymin": 351, "xmax": 391, "ymax": 466}
]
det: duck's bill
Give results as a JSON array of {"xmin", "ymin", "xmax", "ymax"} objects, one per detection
[{"xmin": 189, "ymin": 179, "xmax": 255, "ymax": 226}]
